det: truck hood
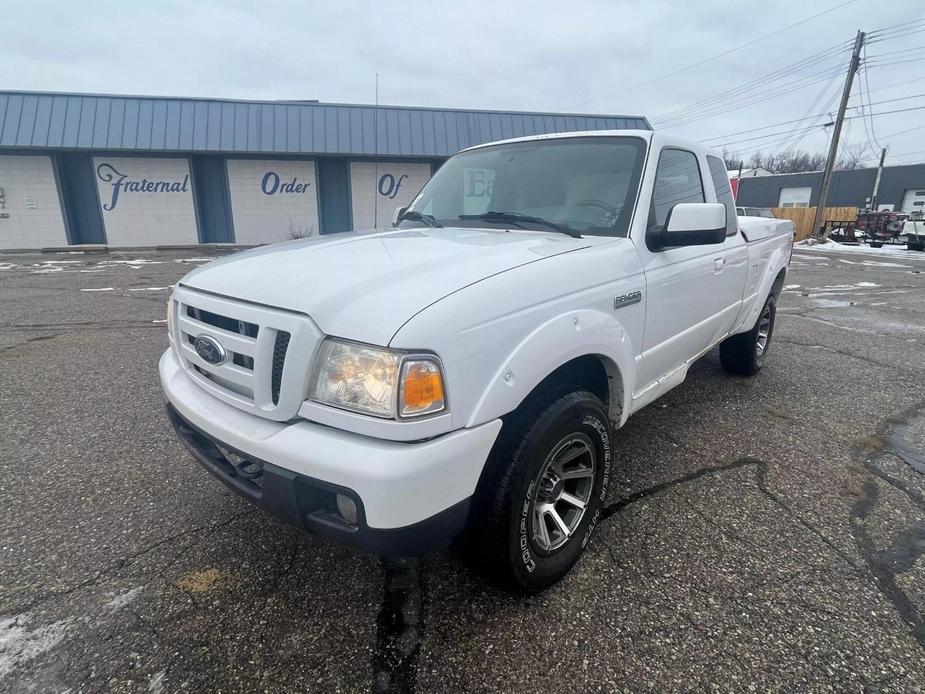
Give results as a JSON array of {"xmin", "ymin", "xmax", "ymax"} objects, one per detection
[{"xmin": 180, "ymin": 227, "xmax": 597, "ymax": 345}]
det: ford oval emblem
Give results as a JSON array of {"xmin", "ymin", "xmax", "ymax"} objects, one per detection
[{"xmin": 194, "ymin": 334, "xmax": 226, "ymax": 365}]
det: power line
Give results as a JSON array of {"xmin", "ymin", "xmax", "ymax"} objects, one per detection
[
  {"xmin": 865, "ymin": 45, "xmax": 925, "ymax": 60},
  {"xmin": 888, "ymin": 148, "xmax": 925, "ymax": 159},
  {"xmin": 850, "ymin": 92, "xmax": 925, "ymax": 109},
  {"xmin": 655, "ymin": 67, "xmax": 847, "ymax": 129},
  {"xmin": 568, "ymin": 0, "xmax": 857, "ymax": 109},
  {"xmin": 653, "ymin": 44, "xmax": 850, "ymax": 124},
  {"xmin": 857, "ymin": 51, "xmax": 882, "ymax": 157},
  {"xmin": 867, "ymin": 26, "xmax": 925, "ymax": 44},
  {"xmin": 878, "ymin": 123, "xmax": 925, "ymax": 140},
  {"xmin": 700, "ymin": 113, "xmax": 836, "ymax": 142},
  {"xmin": 712, "ymin": 123, "xmax": 833, "ymax": 149},
  {"xmin": 702, "ymin": 94, "xmax": 925, "ymax": 148},
  {"xmin": 866, "ymin": 17, "xmax": 925, "ymax": 38},
  {"xmin": 866, "ymin": 55, "xmax": 925, "ymax": 69}
]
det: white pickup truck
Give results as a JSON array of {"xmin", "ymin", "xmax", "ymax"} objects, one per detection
[{"xmin": 161, "ymin": 130, "xmax": 794, "ymax": 590}]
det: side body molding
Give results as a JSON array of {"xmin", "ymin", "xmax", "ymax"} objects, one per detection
[{"xmin": 466, "ymin": 309, "xmax": 637, "ymax": 429}]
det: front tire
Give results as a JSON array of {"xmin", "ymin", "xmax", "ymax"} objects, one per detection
[
  {"xmin": 720, "ymin": 293, "xmax": 777, "ymax": 376},
  {"xmin": 464, "ymin": 386, "xmax": 612, "ymax": 592}
]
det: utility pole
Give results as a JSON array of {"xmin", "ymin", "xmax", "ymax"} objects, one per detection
[
  {"xmin": 813, "ymin": 30, "xmax": 865, "ymax": 239},
  {"xmin": 870, "ymin": 146, "xmax": 887, "ymax": 211}
]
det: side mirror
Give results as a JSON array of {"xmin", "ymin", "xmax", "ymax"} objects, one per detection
[
  {"xmin": 392, "ymin": 206, "xmax": 407, "ymax": 227},
  {"xmin": 656, "ymin": 203, "xmax": 727, "ymax": 248}
]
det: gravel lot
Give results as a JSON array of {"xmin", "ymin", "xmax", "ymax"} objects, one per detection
[{"xmin": 1, "ymin": 243, "xmax": 924, "ymax": 692}]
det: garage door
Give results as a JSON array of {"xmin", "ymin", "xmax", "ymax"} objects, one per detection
[{"xmin": 902, "ymin": 188, "xmax": 925, "ymax": 214}]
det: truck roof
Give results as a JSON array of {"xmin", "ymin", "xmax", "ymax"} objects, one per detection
[
  {"xmin": 459, "ymin": 129, "xmax": 656, "ymax": 153},
  {"xmin": 458, "ymin": 129, "xmax": 717, "ymax": 160}
]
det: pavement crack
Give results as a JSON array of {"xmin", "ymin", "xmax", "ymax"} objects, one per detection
[
  {"xmin": 850, "ymin": 400, "xmax": 925, "ymax": 648},
  {"xmin": 372, "ymin": 557, "xmax": 424, "ymax": 694},
  {"xmin": 0, "ymin": 333, "xmax": 60, "ymax": 356},
  {"xmin": 601, "ymin": 457, "xmax": 762, "ymax": 520},
  {"xmin": 11, "ymin": 509, "xmax": 256, "ymax": 615},
  {"xmin": 776, "ymin": 337, "xmax": 916, "ymax": 375}
]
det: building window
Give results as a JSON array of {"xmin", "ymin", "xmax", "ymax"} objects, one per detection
[{"xmin": 778, "ymin": 186, "xmax": 812, "ymax": 208}]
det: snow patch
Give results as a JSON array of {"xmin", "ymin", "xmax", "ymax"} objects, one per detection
[
  {"xmin": 148, "ymin": 669, "xmax": 166, "ymax": 694},
  {"xmin": 174, "ymin": 257, "xmax": 214, "ymax": 264},
  {"xmin": 837, "ymin": 258, "xmax": 910, "ymax": 269},
  {"xmin": 80, "ymin": 287, "xmax": 115, "ymax": 292},
  {"xmin": 0, "ymin": 614, "xmax": 73, "ymax": 678},
  {"xmin": 105, "ymin": 587, "xmax": 143, "ymax": 611},
  {"xmin": 128, "ymin": 286, "xmax": 171, "ymax": 292}
]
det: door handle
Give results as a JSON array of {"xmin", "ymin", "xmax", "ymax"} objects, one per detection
[{"xmin": 714, "ymin": 257, "xmax": 725, "ymax": 273}]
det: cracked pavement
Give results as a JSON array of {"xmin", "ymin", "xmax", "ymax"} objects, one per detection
[{"xmin": 1, "ymin": 245, "xmax": 924, "ymax": 692}]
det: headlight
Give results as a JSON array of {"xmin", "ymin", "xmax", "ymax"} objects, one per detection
[{"xmin": 308, "ymin": 338, "xmax": 446, "ymax": 419}]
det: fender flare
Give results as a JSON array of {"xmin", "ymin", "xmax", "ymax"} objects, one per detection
[
  {"xmin": 735, "ymin": 240, "xmax": 790, "ymax": 334},
  {"xmin": 466, "ymin": 309, "xmax": 637, "ymax": 429}
]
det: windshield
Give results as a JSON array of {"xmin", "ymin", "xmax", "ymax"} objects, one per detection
[{"xmin": 401, "ymin": 136, "xmax": 647, "ymax": 236}]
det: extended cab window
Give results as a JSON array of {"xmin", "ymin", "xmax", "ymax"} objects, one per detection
[
  {"xmin": 406, "ymin": 136, "xmax": 647, "ymax": 237},
  {"xmin": 648, "ymin": 149, "xmax": 704, "ymax": 232},
  {"xmin": 706, "ymin": 155, "xmax": 738, "ymax": 236}
]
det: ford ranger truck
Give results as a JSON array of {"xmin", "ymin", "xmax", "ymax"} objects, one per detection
[{"xmin": 161, "ymin": 130, "xmax": 794, "ymax": 591}]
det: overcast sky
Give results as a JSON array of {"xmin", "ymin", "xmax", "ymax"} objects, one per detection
[{"xmin": 3, "ymin": 0, "xmax": 924, "ymax": 166}]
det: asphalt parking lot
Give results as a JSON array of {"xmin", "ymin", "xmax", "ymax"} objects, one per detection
[{"xmin": 1, "ymin": 243, "xmax": 924, "ymax": 692}]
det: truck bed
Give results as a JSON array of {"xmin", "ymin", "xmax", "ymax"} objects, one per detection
[{"xmin": 738, "ymin": 216, "xmax": 795, "ymax": 243}]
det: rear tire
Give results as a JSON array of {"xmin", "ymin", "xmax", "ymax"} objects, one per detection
[
  {"xmin": 870, "ymin": 241, "xmax": 884, "ymax": 248},
  {"xmin": 908, "ymin": 242, "xmax": 924, "ymax": 252},
  {"xmin": 463, "ymin": 385, "xmax": 612, "ymax": 592},
  {"xmin": 720, "ymin": 293, "xmax": 777, "ymax": 376}
]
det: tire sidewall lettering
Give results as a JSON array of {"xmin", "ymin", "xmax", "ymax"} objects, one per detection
[
  {"xmin": 518, "ymin": 410, "xmax": 612, "ymax": 570},
  {"xmin": 520, "ymin": 480, "xmax": 537, "ymax": 572}
]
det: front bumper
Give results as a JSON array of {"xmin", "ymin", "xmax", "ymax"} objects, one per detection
[{"xmin": 160, "ymin": 349, "xmax": 502, "ymax": 554}]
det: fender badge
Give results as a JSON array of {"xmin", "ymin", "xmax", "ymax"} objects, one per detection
[{"xmin": 613, "ymin": 291, "xmax": 642, "ymax": 310}]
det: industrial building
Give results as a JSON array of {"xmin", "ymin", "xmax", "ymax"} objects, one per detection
[
  {"xmin": 735, "ymin": 163, "xmax": 925, "ymax": 213},
  {"xmin": 0, "ymin": 91, "xmax": 649, "ymax": 250}
]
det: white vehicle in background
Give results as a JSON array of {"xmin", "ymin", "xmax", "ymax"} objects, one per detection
[
  {"xmin": 161, "ymin": 130, "xmax": 794, "ymax": 590},
  {"xmin": 902, "ymin": 214, "xmax": 925, "ymax": 251},
  {"xmin": 736, "ymin": 206, "xmax": 777, "ymax": 219}
]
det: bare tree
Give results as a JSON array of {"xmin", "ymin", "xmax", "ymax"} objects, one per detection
[
  {"xmin": 835, "ymin": 143, "xmax": 869, "ymax": 170},
  {"xmin": 721, "ymin": 148, "xmax": 742, "ymax": 171},
  {"xmin": 739, "ymin": 150, "xmax": 827, "ymax": 174}
]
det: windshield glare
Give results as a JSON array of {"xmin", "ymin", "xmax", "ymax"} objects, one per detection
[{"xmin": 401, "ymin": 136, "xmax": 647, "ymax": 236}]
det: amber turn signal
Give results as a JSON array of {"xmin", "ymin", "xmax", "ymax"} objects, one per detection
[{"xmin": 400, "ymin": 359, "xmax": 445, "ymax": 416}]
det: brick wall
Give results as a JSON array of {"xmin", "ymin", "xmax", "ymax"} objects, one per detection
[
  {"xmin": 350, "ymin": 162, "xmax": 431, "ymax": 229},
  {"xmin": 226, "ymin": 159, "xmax": 319, "ymax": 245},
  {"xmin": 93, "ymin": 156, "xmax": 199, "ymax": 247},
  {"xmin": 0, "ymin": 155, "xmax": 68, "ymax": 249}
]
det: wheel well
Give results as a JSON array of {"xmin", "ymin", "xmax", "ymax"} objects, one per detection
[
  {"xmin": 771, "ymin": 267, "xmax": 787, "ymax": 297},
  {"xmin": 529, "ymin": 354, "xmax": 624, "ymax": 426}
]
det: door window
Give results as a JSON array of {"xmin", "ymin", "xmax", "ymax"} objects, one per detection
[{"xmin": 649, "ymin": 149, "xmax": 705, "ymax": 232}]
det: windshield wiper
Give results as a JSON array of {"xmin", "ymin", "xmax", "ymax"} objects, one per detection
[
  {"xmin": 397, "ymin": 209, "xmax": 443, "ymax": 228},
  {"xmin": 458, "ymin": 211, "xmax": 582, "ymax": 238}
]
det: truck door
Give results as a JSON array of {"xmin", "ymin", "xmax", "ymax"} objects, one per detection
[
  {"xmin": 705, "ymin": 154, "xmax": 749, "ymax": 338},
  {"xmin": 634, "ymin": 147, "xmax": 743, "ymax": 395}
]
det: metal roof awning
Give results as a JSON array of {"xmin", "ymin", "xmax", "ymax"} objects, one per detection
[{"xmin": 0, "ymin": 91, "xmax": 651, "ymax": 158}]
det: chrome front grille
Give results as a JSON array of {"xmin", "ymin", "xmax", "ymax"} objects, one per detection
[{"xmin": 170, "ymin": 285, "xmax": 321, "ymax": 421}]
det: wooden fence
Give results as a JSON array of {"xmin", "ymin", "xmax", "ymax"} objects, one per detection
[{"xmin": 768, "ymin": 206, "xmax": 858, "ymax": 241}]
